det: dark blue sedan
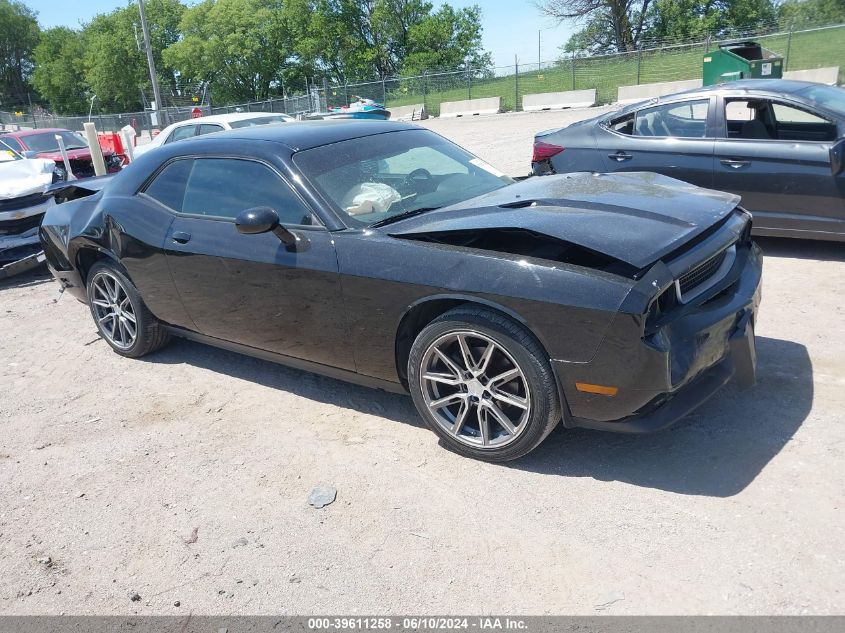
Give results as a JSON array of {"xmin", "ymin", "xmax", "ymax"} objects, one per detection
[{"xmin": 532, "ymin": 80, "xmax": 845, "ymax": 242}]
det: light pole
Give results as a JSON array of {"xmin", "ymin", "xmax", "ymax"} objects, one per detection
[{"xmin": 138, "ymin": 0, "xmax": 165, "ymax": 127}]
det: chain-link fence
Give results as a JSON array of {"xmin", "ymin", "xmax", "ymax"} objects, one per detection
[
  {"xmin": 0, "ymin": 92, "xmax": 320, "ymax": 134},
  {"xmin": 323, "ymin": 23, "xmax": 844, "ymax": 117},
  {"xmin": 1, "ymin": 22, "xmax": 842, "ymax": 131}
]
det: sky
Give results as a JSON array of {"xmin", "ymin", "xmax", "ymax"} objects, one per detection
[{"xmin": 24, "ymin": 0, "xmax": 576, "ymax": 69}]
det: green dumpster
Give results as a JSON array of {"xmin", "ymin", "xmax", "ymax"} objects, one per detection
[{"xmin": 703, "ymin": 41, "xmax": 783, "ymax": 85}]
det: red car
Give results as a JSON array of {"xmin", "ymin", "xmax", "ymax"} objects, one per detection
[{"xmin": 0, "ymin": 128, "xmax": 122, "ymax": 180}]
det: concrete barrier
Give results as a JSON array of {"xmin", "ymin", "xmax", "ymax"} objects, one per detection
[
  {"xmin": 439, "ymin": 97, "xmax": 500, "ymax": 118},
  {"xmin": 522, "ymin": 89, "xmax": 596, "ymax": 111},
  {"xmin": 617, "ymin": 79, "xmax": 703, "ymax": 104},
  {"xmin": 783, "ymin": 66, "xmax": 839, "ymax": 85},
  {"xmin": 388, "ymin": 103, "xmax": 428, "ymax": 121}
]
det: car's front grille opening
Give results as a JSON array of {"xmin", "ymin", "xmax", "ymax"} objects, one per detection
[
  {"xmin": 675, "ymin": 245, "xmax": 736, "ymax": 304},
  {"xmin": 679, "ymin": 249, "xmax": 727, "ymax": 295},
  {"xmin": 0, "ymin": 192, "xmax": 46, "ymax": 213},
  {"xmin": 0, "ymin": 212, "xmax": 43, "ymax": 235}
]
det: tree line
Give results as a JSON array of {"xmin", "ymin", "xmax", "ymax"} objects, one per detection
[
  {"xmin": 1, "ymin": 0, "xmax": 491, "ymax": 115},
  {"xmin": 537, "ymin": 0, "xmax": 845, "ymax": 55}
]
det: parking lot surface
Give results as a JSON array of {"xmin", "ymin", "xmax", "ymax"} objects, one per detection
[{"xmin": 2, "ymin": 111, "xmax": 844, "ymax": 615}]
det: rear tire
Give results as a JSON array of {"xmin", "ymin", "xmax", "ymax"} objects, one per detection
[
  {"xmin": 408, "ymin": 306, "xmax": 561, "ymax": 462},
  {"xmin": 86, "ymin": 261, "xmax": 169, "ymax": 358}
]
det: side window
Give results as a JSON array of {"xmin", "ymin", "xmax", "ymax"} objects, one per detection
[
  {"xmin": 181, "ymin": 158, "xmax": 314, "ymax": 225},
  {"xmin": 166, "ymin": 125, "xmax": 197, "ymax": 144},
  {"xmin": 608, "ymin": 112, "xmax": 634, "ymax": 135},
  {"xmin": 142, "ymin": 159, "xmax": 194, "ymax": 211},
  {"xmin": 725, "ymin": 99, "xmax": 772, "ymax": 140},
  {"xmin": 772, "ymin": 103, "xmax": 836, "ymax": 142},
  {"xmin": 197, "ymin": 124, "xmax": 224, "ymax": 137},
  {"xmin": 772, "ymin": 103, "xmax": 829, "ymax": 124},
  {"xmin": 634, "ymin": 99, "xmax": 709, "ymax": 138}
]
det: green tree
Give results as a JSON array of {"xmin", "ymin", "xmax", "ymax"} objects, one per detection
[
  {"xmin": 83, "ymin": 0, "xmax": 185, "ymax": 112},
  {"xmin": 645, "ymin": 0, "xmax": 777, "ymax": 46},
  {"xmin": 289, "ymin": 0, "xmax": 490, "ymax": 81},
  {"xmin": 403, "ymin": 5, "xmax": 492, "ymax": 74},
  {"xmin": 537, "ymin": 0, "xmax": 653, "ymax": 53},
  {"xmin": 0, "ymin": 0, "xmax": 40, "ymax": 109},
  {"xmin": 779, "ymin": 0, "xmax": 845, "ymax": 27},
  {"xmin": 163, "ymin": 0, "xmax": 297, "ymax": 103},
  {"xmin": 547, "ymin": 0, "xmax": 778, "ymax": 54},
  {"xmin": 31, "ymin": 27, "xmax": 89, "ymax": 114}
]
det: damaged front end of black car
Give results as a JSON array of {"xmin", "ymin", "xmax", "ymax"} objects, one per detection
[{"xmin": 0, "ymin": 170, "xmax": 111, "ymax": 280}]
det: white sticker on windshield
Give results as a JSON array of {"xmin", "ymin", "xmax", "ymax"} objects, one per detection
[{"xmin": 469, "ymin": 157, "xmax": 506, "ymax": 178}]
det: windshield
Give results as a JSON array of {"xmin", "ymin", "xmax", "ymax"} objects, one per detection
[
  {"xmin": 293, "ymin": 129, "xmax": 512, "ymax": 226},
  {"xmin": 0, "ymin": 139, "xmax": 21, "ymax": 161},
  {"xmin": 23, "ymin": 130, "xmax": 89, "ymax": 152},
  {"xmin": 228, "ymin": 115, "xmax": 292, "ymax": 129},
  {"xmin": 798, "ymin": 84, "xmax": 845, "ymax": 119}
]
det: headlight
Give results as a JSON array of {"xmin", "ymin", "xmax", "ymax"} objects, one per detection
[{"xmin": 52, "ymin": 166, "xmax": 67, "ymax": 183}]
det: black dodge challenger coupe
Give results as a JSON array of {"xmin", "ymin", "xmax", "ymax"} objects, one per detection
[{"xmin": 40, "ymin": 121, "xmax": 761, "ymax": 461}]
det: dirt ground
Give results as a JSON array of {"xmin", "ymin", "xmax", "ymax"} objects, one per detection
[{"xmin": 2, "ymin": 110, "xmax": 844, "ymax": 615}]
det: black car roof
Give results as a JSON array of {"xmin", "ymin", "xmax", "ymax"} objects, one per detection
[{"xmin": 193, "ymin": 119, "xmax": 419, "ymax": 152}]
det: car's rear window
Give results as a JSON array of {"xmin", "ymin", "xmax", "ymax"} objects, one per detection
[{"xmin": 228, "ymin": 116, "xmax": 291, "ymax": 129}]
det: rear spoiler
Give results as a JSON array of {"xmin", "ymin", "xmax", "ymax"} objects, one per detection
[{"xmin": 45, "ymin": 174, "xmax": 115, "ymax": 202}]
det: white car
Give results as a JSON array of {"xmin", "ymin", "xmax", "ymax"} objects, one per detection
[{"xmin": 134, "ymin": 112, "xmax": 295, "ymax": 158}]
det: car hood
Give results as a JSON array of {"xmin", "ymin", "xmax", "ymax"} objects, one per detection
[
  {"xmin": 387, "ymin": 172, "xmax": 740, "ymax": 269},
  {"xmin": 0, "ymin": 158, "xmax": 55, "ymax": 199},
  {"xmin": 35, "ymin": 148, "xmax": 113, "ymax": 161}
]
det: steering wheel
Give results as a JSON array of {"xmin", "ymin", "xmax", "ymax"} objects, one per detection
[{"xmin": 404, "ymin": 168, "xmax": 432, "ymax": 190}]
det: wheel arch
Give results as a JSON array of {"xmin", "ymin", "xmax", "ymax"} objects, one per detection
[
  {"xmin": 394, "ymin": 294, "xmax": 560, "ymax": 391},
  {"xmin": 75, "ymin": 246, "xmax": 122, "ymax": 285}
]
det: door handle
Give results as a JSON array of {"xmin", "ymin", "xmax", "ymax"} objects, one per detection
[
  {"xmin": 720, "ymin": 159, "xmax": 751, "ymax": 168},
  {"xmin": 608, "ymin": 151, "xmax": 633, "ymax": 161},
  {"xmin": 172, "ymin": 231, "xmax": 192, "ymax": 244}
]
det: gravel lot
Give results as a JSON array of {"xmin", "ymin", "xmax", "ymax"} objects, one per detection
[{"xmin": 2, "ymin": 110, "xmax": 844, "ymax": 615}]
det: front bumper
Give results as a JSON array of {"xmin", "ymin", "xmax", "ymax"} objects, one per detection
[
  {"xmin": 0, "ymin": 198, "xmax": 55, "ymax": 279},
  {"xmin": 555, "ymin": 241, "xmax": 762, "ymax": 433}
]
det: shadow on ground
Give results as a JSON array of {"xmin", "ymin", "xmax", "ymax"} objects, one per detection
[
  {"xmin": 756, "ymin": 236, "xmax": 845, "ymax": 262},
  {"xmin": 520, "ymin": 336, "xmax": 812, "ymax": 497},
  {"xmin": 0, "ymin": 267, "xmax": 52, "ymax": 290},
  {"xmin": 149, "ymin": 334, "xmax": 811, "ymax": 498},
  {"xmin": 147, "ymin": 337, "xmax": 423, "ymax": 429}
]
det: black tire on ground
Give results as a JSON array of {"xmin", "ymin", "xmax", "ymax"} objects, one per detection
[
  {"xmin": 85, "ymin": 260, "xmax": 170, "ymax": 358},
  {"xmin": 407, "ymin": 305, "xmax": 561, "ymax": 462}
]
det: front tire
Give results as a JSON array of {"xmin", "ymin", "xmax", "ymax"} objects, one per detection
[
  {"xmin": 86, "ymin": 261, "xmax": 169, "ymax": 358},
  {"xmin": 408, "ymin": 306, "xmax": 561, "ymax": 462}
]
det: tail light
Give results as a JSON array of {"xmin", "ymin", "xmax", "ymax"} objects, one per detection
[{"xmin": 532, "ymin": 140, "xmax": 564, "ymax": 162}]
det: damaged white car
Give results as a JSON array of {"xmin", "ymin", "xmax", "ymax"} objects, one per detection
[{"xmin": 0, "ymin": 142, "xmax": 62, "ymax": 279}]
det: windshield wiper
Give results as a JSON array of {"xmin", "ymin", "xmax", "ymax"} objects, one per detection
[{"xmin": 370, "ymin": 206, "xmax": 441, "ymax": 228}]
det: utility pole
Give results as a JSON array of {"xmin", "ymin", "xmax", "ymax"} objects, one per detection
[
  {"xmin": 538, "ymin": 30, "xmax": 541, "ymax": 69},
  {"xmin": 138, "ymin": 0, "xmax": 165, "ymax": 127}
]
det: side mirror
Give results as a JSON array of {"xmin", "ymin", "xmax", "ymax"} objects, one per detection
[
  {"xmin": 235, "ymin": 206, "xmax": 278, "ymax": 234},
  {"xmin": 234, "ymin": 206, "xmax": 298, "ymax": 247},
  {"xmin": 830, "ymin": 138, "xmax": 845, "ymax": 176},
  {"xmin": 22, "ymin": 150, "xmax": 39, "ymax": 159}
]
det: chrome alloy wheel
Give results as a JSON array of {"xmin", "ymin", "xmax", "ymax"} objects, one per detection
[
  {"xmin": 419, "ymin": 331, "xmax": 531, "ymax": 448},
  {"xmin": 90, "ymin": 271, "xmax": 137, "ymax": 350}
]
